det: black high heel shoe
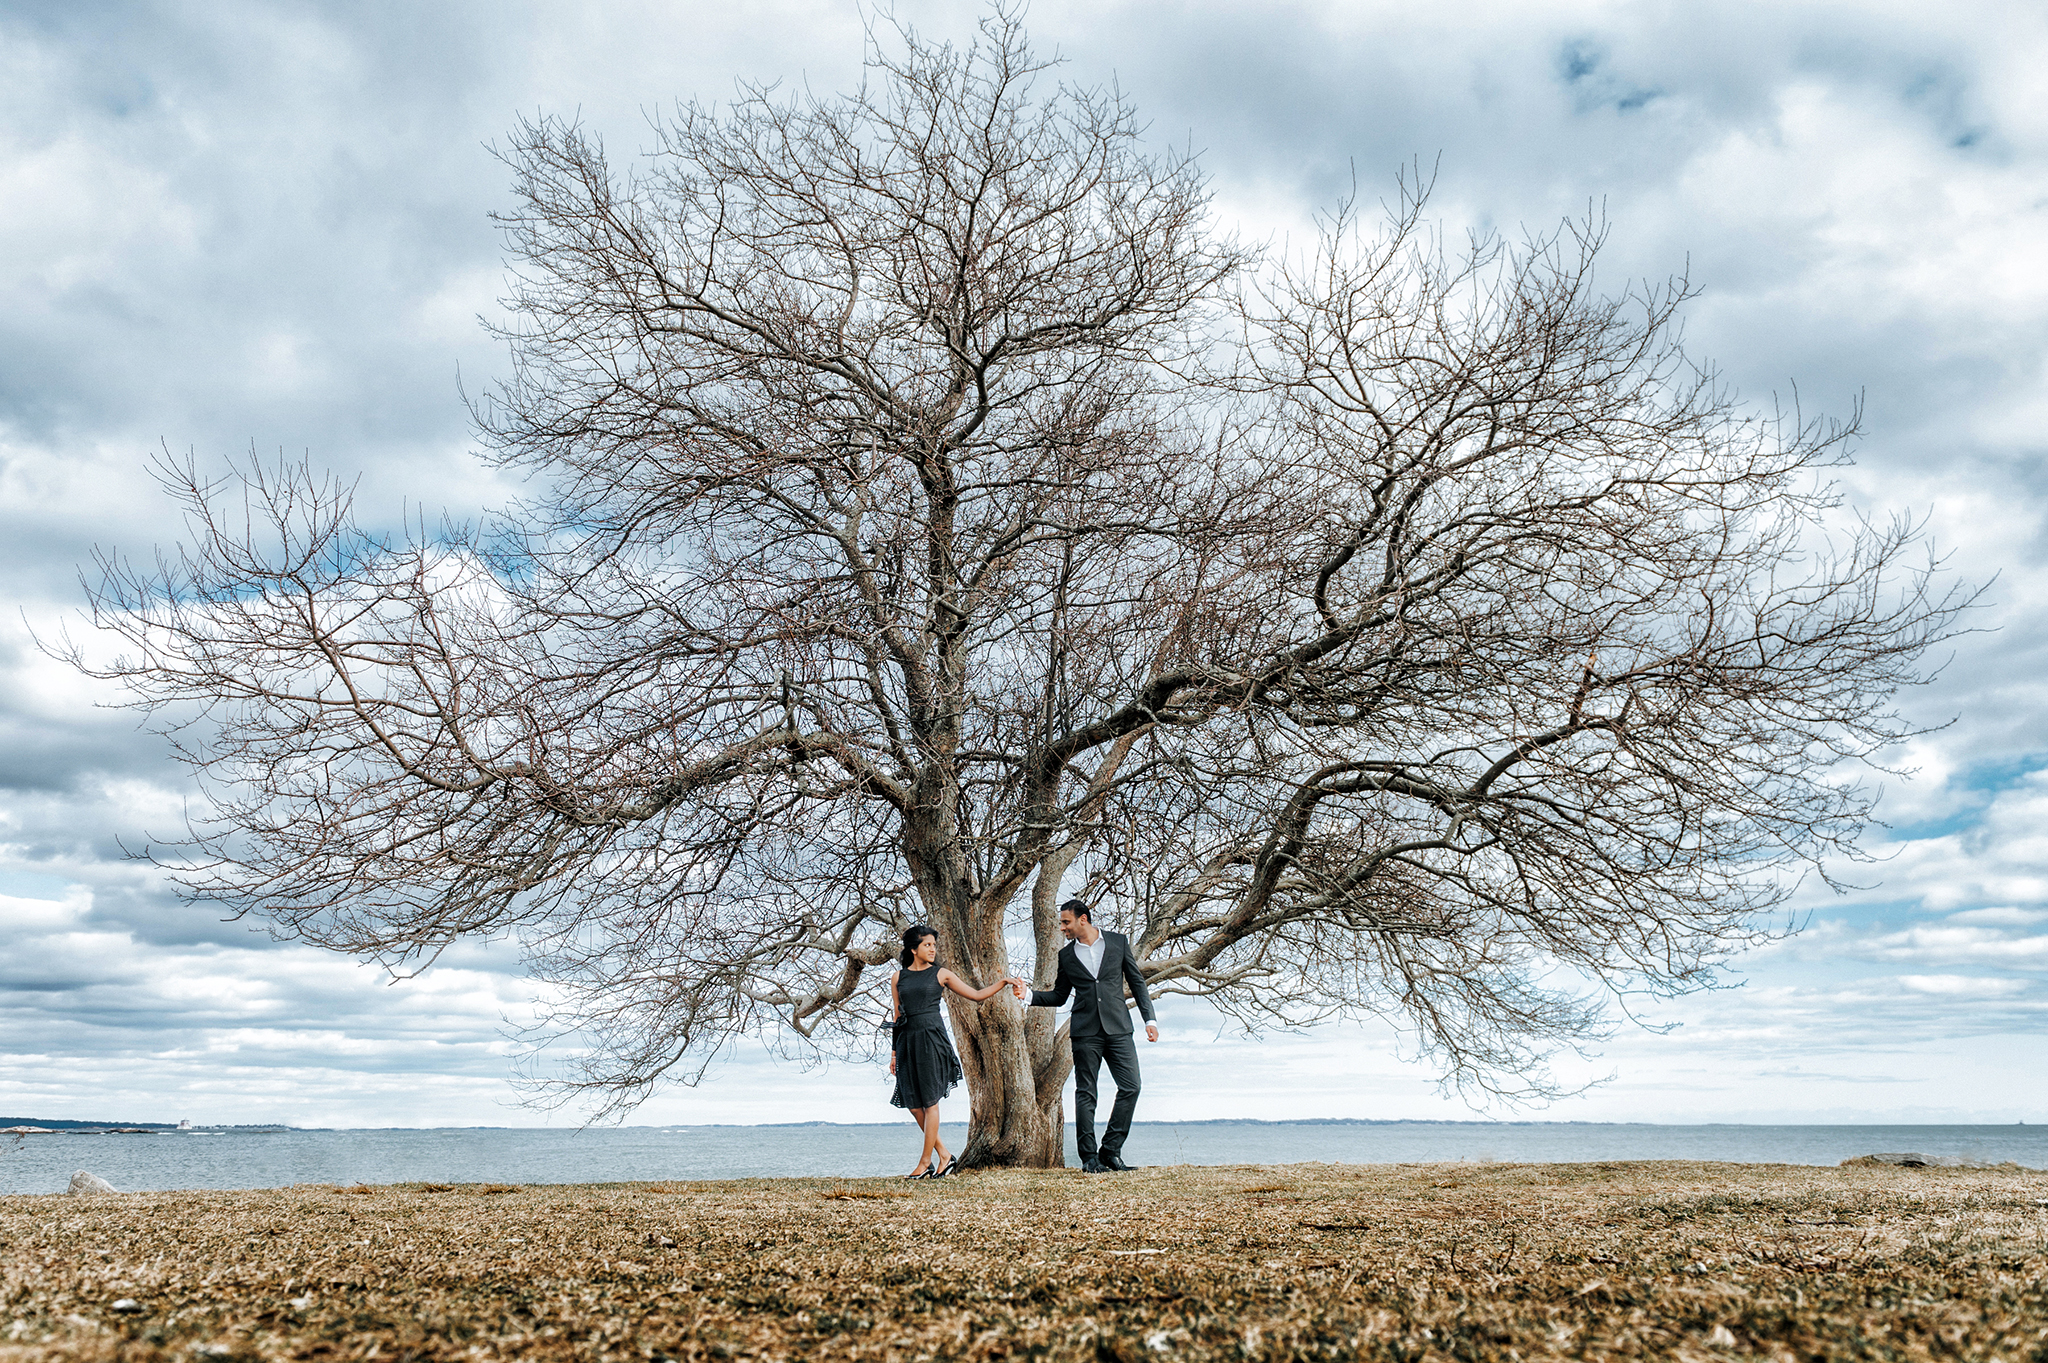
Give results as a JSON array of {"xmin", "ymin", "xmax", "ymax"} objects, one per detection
[{"xmin": 937, "ymin": 1156, "xmax": 960, "ymax": 1177}]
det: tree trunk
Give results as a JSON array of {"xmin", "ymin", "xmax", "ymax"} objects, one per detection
[
  {"xmin": 950, "ymin": 995, "xmax": 1066, "ymax": 1167},
  {"xmin": 907, "ymin": 816, "xmax": 1065, "ymax": 1167}
]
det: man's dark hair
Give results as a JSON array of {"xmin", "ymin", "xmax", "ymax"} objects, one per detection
[{"xmin": 1059, "ymin": 898, "xmax": 1092, "ymax": 921}]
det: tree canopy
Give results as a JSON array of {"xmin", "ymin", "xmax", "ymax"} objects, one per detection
[{"xmin": 79, "ymin": 10, "xmax": 1969, "ymax": 1163}]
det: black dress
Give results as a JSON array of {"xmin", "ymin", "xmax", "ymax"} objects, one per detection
[{"xmin": 890, "ymin": 966, "xmax": 964, "ymax": 1109}]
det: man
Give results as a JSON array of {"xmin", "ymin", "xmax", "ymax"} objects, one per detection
[{"xmin": 1020, "ymin": 898, "xmax": 1158, "ymax": 1172}]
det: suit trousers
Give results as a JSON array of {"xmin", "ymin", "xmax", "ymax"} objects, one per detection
[{"xmin": 1070, "ymin": 1031, "xmax": 1141, "ymax": 1159}]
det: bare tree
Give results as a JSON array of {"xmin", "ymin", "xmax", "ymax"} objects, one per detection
[{"xmin": 76, "ymin": 11, "xmax": 1968, "ymax": 1166}]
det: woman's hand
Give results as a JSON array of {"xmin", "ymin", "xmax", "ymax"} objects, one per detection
[
  {"xmin": 1007, "ymin": 977, "xmax": 1028, "ymax": 1001},
  {"xmin": 888, "ymin": 1051, "xmax": 896, "ymax": 1075}
]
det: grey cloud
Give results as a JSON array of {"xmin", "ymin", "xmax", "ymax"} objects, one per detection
[
  {"xmin": 0, "ymin": 891, "xmax": 532, "ymax": 1069},
  {"xmin": 0, "ymin": 715, "xmax": 167, "ymax": 794}
]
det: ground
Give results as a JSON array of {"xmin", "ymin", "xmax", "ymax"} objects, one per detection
[{"xmin": 4, "ymin": 1161, "xmax": 2047, "ymax": 1361}]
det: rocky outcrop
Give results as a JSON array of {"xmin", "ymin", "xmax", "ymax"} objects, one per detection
[
  {"xmin": 1842, "ymin": 1153, "xmax": 2032, "ymax": 1170},
  {"xmin": 67, "ymin": 1170, "xmax": 118, "ymax": 1194}
]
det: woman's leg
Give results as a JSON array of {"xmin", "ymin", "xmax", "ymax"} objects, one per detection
[
  {"xmin": 926, "ymin": 1105, "xmax": 952, "ymax": 1167},
  {"xmin": 906, "ymin": 1106, "xmax": 935, "ymax": 1174},
  {"xmin": 916, "ymin": 1104, "xmax": 944, "ymax": 1175}
]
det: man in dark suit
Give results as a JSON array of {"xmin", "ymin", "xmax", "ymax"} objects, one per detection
[{"xmin": 1022, "ymin": 898, "xmax": 1158, "ymax": 1172}]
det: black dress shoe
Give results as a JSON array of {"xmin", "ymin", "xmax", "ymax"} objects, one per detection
[
  {"xmin": 1081, "ymin": 1157, "xmax": 1107, "ymax": 1173},
  {"xmin": 1100, "ymin": 1153, "xmax": 1134, "ymax": 1172}
]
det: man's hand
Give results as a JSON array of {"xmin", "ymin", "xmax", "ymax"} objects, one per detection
[
  {"xmin": 1145, "ymin": 1023, "xmax": 1158, "ymax": 1043},
  {"xmin": 1009, "ymin": 978, "xmax": 1028, "ymax": 1001}
]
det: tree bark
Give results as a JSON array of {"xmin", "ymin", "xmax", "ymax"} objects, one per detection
[{"xmin": 949, "ymin": 997, "xmax": 1064, "ymax": 1168}]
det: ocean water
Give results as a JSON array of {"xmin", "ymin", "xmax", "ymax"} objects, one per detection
[{"xmin": 5, "ymin": 1122, "xmax": 2046, "ymax": 1195}]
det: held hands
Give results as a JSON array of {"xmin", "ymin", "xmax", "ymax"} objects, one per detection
[{"xmin": 1004, "ymin": 976, "xmax": 1029, "ymax": 1001}]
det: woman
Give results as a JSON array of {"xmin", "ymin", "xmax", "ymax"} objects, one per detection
[{"xmin": 889, "ymin": 924, "xmax": 1022, "ymax": 1178}]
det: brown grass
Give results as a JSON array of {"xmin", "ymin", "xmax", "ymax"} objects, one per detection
[
  {"xmin": 5, "ymin": 1161, "xmax": 2047, "ymax": 1361},
  {"xmin": 819, "ymin": 1190, "xmax": 911, "ymax": 1202}
]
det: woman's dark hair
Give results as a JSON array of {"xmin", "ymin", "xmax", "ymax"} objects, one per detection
[{"xmin": 899, "ymin": 924, "xmax": 936, "ymax": 969}]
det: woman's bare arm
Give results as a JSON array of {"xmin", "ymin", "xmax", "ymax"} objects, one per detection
[{"xmin": 936, "ymin": 969, "xmax": 1024, "ymax": 1003}]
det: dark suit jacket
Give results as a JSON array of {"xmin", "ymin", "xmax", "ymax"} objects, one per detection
[{"xmin": 1027, "ymin": 930, "xmax": 1156, "ymax": 1039}]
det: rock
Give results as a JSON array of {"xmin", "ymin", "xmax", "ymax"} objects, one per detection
[
  {"xmin": 67, "ymin": 1170, "xmax": 118, "ymax": 1194},
  {"xmin": 1842, "ymin": 1153, "xmax": 1932, "ymax": 1167},
  {"xmin": 1842, "ymin": 1153, "xmax": 2036, "ymax": 1170}
]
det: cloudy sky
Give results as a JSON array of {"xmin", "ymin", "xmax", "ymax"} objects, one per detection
[{"xmin": 4, "ymin": 0, "xmax": 2046, "ymax": 1129}]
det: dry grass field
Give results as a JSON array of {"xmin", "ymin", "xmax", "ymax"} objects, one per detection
[{"xmin": 5, "ymin": 1161, "xmax": 2048, "ymax": 1362}]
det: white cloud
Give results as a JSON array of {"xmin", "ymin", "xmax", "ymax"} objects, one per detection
[
  {"xmin": 0, "ymin": 888, "xmax": 90, "ymax": 933},
  {"xmin": 1861, "ymin": 926, "xmax": 2048, "ymax": 966},
  {"xmin": 0, "ymin": 883, "xmax": 541, "ymax": 1126},
  {"xmin": 1948, "ymin": 906, "xmax": 2048, "ymax": 926},
  {"xmin": 1894, "ymin": 973, "xmax": 2034, "ymax": 996}
]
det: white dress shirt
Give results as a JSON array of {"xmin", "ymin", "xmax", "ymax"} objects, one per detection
[{"xmin": 1074, "ymin": 934, "xmax": 1106, "ymax": 978}]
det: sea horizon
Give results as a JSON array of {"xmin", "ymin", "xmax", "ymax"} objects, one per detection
[{"xmin": 8, "ymin": 1119, "xmax": 2044, "ymax": 1195}]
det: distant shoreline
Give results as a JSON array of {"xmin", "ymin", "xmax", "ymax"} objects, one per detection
[{"xmin": 0, "ymin": 1120, "xmax": 290, "ymax": 1134}]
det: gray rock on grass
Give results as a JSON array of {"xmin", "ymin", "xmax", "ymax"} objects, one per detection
[
  {"xmin": 1843, "ymin": 1152, "xmax": 2033, "ymax": 1170},
  {"xmin": 67, "ymin": 1169, "xmax": 118, "ymax": 1194}
]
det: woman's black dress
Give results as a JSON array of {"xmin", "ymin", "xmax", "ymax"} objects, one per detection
[{"xmin": 890, "ymin": 966, "xmax": 964, "ymax": 1109}]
